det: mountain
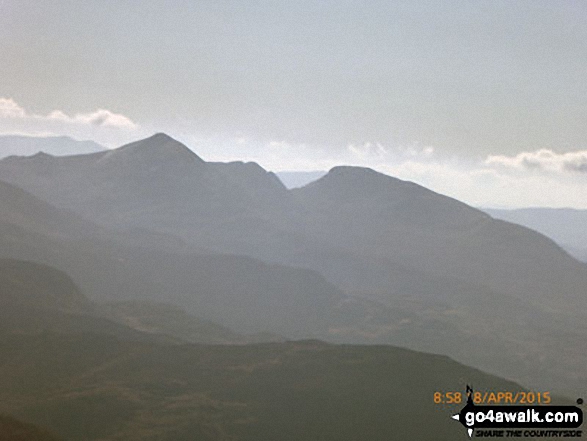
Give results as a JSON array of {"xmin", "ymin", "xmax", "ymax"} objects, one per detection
[
  {"xmin": 0, "ymin": 133, "xmax": 290, "ymax": 239},
  {"xmin": 484, "ymin": 207, "xmax": 587, "ymax": 263},
  {"xmin": 289, "ymin": 167, "xmax": 587, "ymax": 311},
  {"xmin": 0, "ymin": 135, "xmax": 104, "ymax": 158},
  {"xmin": 275, "ymin": 170, "xmax": 326, "ymax": 188},
  {"xmin": 1, "ymin": 133, "xmax": 587, "ymax": 393},
  {"xmin": 3, "ymin": 135, "xmax": 583, "ymax": 313}
]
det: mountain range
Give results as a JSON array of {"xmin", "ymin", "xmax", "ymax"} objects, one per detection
[{"xmin": 0, "ymin": 133, "xmax": 585, "ymax": 394}]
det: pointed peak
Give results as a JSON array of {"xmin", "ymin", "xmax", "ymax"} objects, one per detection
[
  {"xmin": 326, "ymin": 165, "xmax": 402, "ymax": 181},
  {"xmin": 295, "ymin": 165, "xmax": 428, "ymax": 204},
  {"xmin": 31, "ymin": 151, "xmax": 53, "ymax": 159},
  {"xmin": 312, "ymin": 165, "xmax": 410, "ymax": 190},
  {"xmin": 144, "ymin": 132, "xmax": 183, "ymax": 145},
  {"xmin": 102, "ymin": 133, "xmax": 205, "ymax": 165}
]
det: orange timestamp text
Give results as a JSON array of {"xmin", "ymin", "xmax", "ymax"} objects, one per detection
[{"xmin": 433, "ymin": 391, "xmax": 552, "ymax": 405}]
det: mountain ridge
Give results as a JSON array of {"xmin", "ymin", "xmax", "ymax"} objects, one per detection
[
  {"xmin": 1, "ymin": 133, "xmax": 587, "ymax": 393},
  {"xmin": 97, "ymin": 132, "xmax": 205, "ymax": 165}
]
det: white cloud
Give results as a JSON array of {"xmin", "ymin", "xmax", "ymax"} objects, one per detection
[
  {"xmin": 347, "ymin": 142, "xmax": 435, "ymax": 162},
  {"xmin": 485, "ymin": 149, "xmax": 587, "ymax": 174},
  {"xmin": 0, "ymin": 98, "xmax": 26, "ymax": 118},
  {"xmin": 0, "ymin": 97, "xmax": 141, "ymax": 147},
  {"xmin": 0, "ymin": 97, "xmax": 138, "ymax": 130},
  {"xmin": 47, "ymin": 108, "xmax": 137, "ymax": 129}
]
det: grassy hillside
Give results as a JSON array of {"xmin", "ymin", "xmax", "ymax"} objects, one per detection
[
  {"xmin": 98, "ymin": 301, "xmax": 266, "ymax": 344},
  {"xmin": 0, "ymin": 333, "xmax": 530, "ymax": 441},
  {"xmin": 0, "ymin": 259, "xmax": 90, "ymax": 312},
  {"xmin": 0, "ymin": 414, "xmax": 63, "ymax": 441}
]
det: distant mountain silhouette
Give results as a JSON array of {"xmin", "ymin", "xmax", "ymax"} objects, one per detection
[
  {"xmin": 0, "ymin": 135, "xmax": 104, "ymax": 158},
  {"xmin": 1, "ymin": 133, "xmax": 587, "ymax": 393},
  {"xmin": 0, "ymin": 133, "xmax": 290, "ymax": 233}
]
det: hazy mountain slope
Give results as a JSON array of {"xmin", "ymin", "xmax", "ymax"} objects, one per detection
[
  {"xmin": 0, "ymin": 333, "xmax": 530, "ymax": 441},
  {"xmin": 485, "ymin": 207, "xmax": 587, "ymax": 263},
  {"xmin": 0, "ymin": 259, "xmax": 176, "ymax": 343},
  {"xmin": 0, "ymin": 177, "xmax": 346, "ymax": 339},
  {"xmin": 291, "ymin": 166, "xmax": 587, "ymax": 313},
  {"xmin": 209, "ymin": 161, "xmax": 287, "ymax": 201},
  {"xmin": 0, "ymin": 256, "xmax": 257, "ymax": 345},
  {"xmin": 0, "ymin": 135, "xmax": 104, "ymax": 158},
  {"xmin": 0, "ymin": 180, "xmax": 104, "ymax": 241},
  {"xmin": 98, "ymin": 301, "xmax": 253, "ymax": 344}
]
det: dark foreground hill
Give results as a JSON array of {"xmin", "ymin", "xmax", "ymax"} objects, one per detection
[
  {"xmin": 0, "ymin": 333, "xmax": 530, "ymax": 441},
  {"xmin": 0, "ymin": 414, "xmax": 64, "ymax": 441},
  {"xmin": 0, "ymin": 256, "xmax": 537, "ymax": 441}
]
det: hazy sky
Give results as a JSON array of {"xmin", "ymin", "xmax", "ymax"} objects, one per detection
[{"xmin": 1, "ymin": 1, "xmax": 586, "ymax": 208}]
